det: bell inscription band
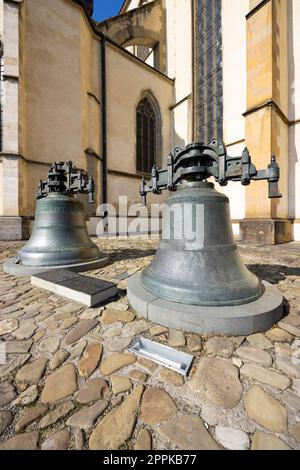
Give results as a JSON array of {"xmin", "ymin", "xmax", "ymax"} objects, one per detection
[
  {"xmin": 4, "ymin": 161, "xmax": 108, "ymax": 276},
  {"xmin": 128, "ymin": 140, "xmax": 284, "ymax": 335}
]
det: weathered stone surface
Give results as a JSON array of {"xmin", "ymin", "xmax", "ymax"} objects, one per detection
[
  {"xmin": 100, "ymin": 353, "xmax": 136, "ymax": 376},
  {"xmin": 127, "ymin": 370, "xmax": 148, "ymax": 383},
  {"xmin": 101, "ymin": 309, "xmax": 135, "ymax": 325},
  {"xmin": 232, "ymin": 357, "xmax": 243, "ymax": 368},
  {"xmin": 0, "ymin": 318, "xmax": 18, "ymax": 336},
  {"xmin": 65, "ymin": 319, "xmax": 98, "ymax": 345},
  {"xmin": 81, "ymin": 308, "xmax": 103, "ymax": 320},
  {"xmin": 13, "ymin": 385, "xmax": 38, "ymax": 405},
  {"xmin": 111, "ymin": 376, "xmax": 132, "ymax": 394},
  {"xmin": 12, "ymin": 321, "xmax": 37, "ymax": 340},
  {"xmin": 111, "ymin": 395, "xmax": 123, "ymax": 407},
  {"xmin": 38, "ymin": 336, "xmax": 61, "ymax": 354},
  {"xmin": 89, "ymin": 385, "xmax": 144, "ymax": 450},
  {"xmin": 243, "ymin": 385, "xmax": 288, "ymax": 433},
  {"xmin": 205, "ymin": 337, "xmax": 233, "ymax": 358},
  {"xmin": 42, "ymin": 320, "xmax": 58, "ymax": 331},
  {"xmin": 278, "ymin": 321, "xmax": 300, "ymax": 337},
  {"xmin": 123, "ymin": 320, "xmax": 150, "ymax": 337},
  {"xmin": 275, "ymin": 356, "xmax": 300, "ymax": 378},
  {"xmin": 42, "ymin": 430, "xmax": 70, "ymax": 450},
  {"xmin": 240, "ymin": 363, "xmax": 291, "ymax": 390},
  {"xmin": 76, "ymin": 378, "xmax": 109, "ymax": 404},
  {"xmin": 134, "ymin": 428, "xmax": 152, "ymax": 450},
  {"xmin": 215, "ymin": 426, "xmax": 250, "ymax": 450},
  {"xmin": 140, "ymin": 388, "xmax": 177, "ymax": 424},
  {"xmin": 53, "ymin": 311, "xmax": 72, "ymax": 321},
  {"xmin": 74, "ymin": 428, "xmax": 84, "ymax": 450},
  {"xmin": 106, "ymin": 301, "xmax": 129, "ymax": 311},
  {"xmin": 15, "ymin": 405, "xmax": 47, "ymax": 433},
  {"xmin": 2, "ymin": 340, "xmax": 32, "ymax": 354},
  {"xmin": 290, "ymin": 422, "xmax": 300, "ymax": 443},
  {"xmin": 247, "ymin": 333, "xmax": 273, "ymax": 350},
  {"xmin": 187, "ymin": 334, "xmax": 202, "ymax": 352},
  {"xmin": 24, "ymin": 303, "xmax": 42, "ymax": 317},
  {"xmin": 78, "ymin": 343, "xmax": 103, "ymax": 377},
  {"xmin": 0, "ymin": 410, "xmax": 13, "ymax": 436},
  {"xmin": 33, "ymin": 329, "xmax": 46, "ymax": 342},
  {"xmin": 49, "ymin": 349, "xmax": 69, "ymax": 370},
  {"xmin": 149, "ymin": 325, "xmax": 168, "ymax": 337},
  {"xmin": 159, "ymin": 368, "xmax": 184, "ymax": 386},
  {"xmin": 67, "ymin": 400, "xmax": 108, "ymax": 429},
  {"xmin": 103, "ymin": 327, "xmax": 122, "ymax": 338},
  {"xmin": 228, "ymin": 336, "xmax": 245, "ymax": 346},
  {"xmin": 61, "ymin": 317, "xmax": 78, "ymax": 330},
  {"xmin": 190, "ymin": 358, "xmax": 243, "ymax": 409},
  {"xmin": 0, "ymin": 431, "xmax": 39, "ymax": 450},
  {"xmin": 275, "ymin": 342, "xmax": 295, "ymax": 357},
  {"xmin": 266, "ymin": 327, "xmax": 293, "ymax": 343},
  {"xmin": 168, "ymin": 329, "xmax": 186, "ymax": 347},
  {"xmin": 0, "ymin": 353, "xmax": 30, "ymax": 379},
  {"xmin": 39, "ymin": 401, "xmax": 74, "ymax": 428},
  {"xmin": 70, "ymin": 340, "xmax": 86, "ymax": 359},
  {"xmin": 137, "ymin": 357, "xmax": 157, "ymax": 373},
  {"xmin": 251, "ymin": 431, "xmax": 291, "ymax": 450},
  {"xmin": 16, "ymin": 357, "xmax": 48, "ymax": 386},
  {"xmin": 236, "ymin": 346, "xmax": 272, "ymax": 367},
  {"xmin": 293, "ymin": 378, "xmax": 300, "ymax": 395},
  {"xmin": 55, "ymin": 301, "xmax": 83, "ymax": 315},
  {"xmin": 0, "ymin": 301, "xmax": 21, "ymax": 313},
  {"xmin": 283, "ymin": 314, "xmax": 300, "ymax": 327},
  {"xmin": 281, "ymin": 391, "xmax": 300, "ymax": 412},
  {"xmin": 0, "ymin": 381, "xmax": 16, "ymax": 406},
  {"xmin": 41, "ymin": 364, "xmax": 77, "ymax": 403},
  {"xmin": 108, "ymin": 337, "xmax": 132, "ymax": 352},
  {"xmin": 158, "ymin": 415, "xmax": 219, "ymax": 450}
]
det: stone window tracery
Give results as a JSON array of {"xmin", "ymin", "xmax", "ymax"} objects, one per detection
[{"xmin": 136, "ymin": 97, "xmax": 157, "ymax": 174}]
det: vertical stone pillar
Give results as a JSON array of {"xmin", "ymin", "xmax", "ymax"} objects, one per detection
[
  {"xmin": 240, "ymin": 0, "xmax": 291, "ymax": 244},
  {"xmin": 0, "ymin": 0, "xmax": 29, "ymax": 240}
]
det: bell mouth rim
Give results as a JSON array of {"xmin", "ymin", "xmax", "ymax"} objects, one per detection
[{"xmin": 140, "ymin": 269, "xmax": 265, "ymax": 307}]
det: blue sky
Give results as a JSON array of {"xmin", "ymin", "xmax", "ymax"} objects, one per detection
[{"xmin": 92, "ymin": 0, "xmax": 124, "ymax": 22}]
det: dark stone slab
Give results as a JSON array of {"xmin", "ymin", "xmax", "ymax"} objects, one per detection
[{"xmin": 31, "ymin": 269, "xmax": 118, "ymax": 306}]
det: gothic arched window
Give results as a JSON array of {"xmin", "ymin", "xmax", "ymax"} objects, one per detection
[{"xmin": 136, "ymin": 97, "xmax": 156, "ymax": 174}]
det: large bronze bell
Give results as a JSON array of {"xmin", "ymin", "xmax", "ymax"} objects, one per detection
[
  {"xmin": 127, "ymin": 141, "xmax": 284, "ymax": 334},
  {"xmin": 4, "ymin": 161, "xmax": 107, "ymax": 276},
  {"xmin": 141, "ymin": 181, "xmax": 263, "ymax": 306}
]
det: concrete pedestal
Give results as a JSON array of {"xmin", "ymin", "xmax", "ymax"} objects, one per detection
[
  {"xmin": 0, "ymin": 217, "xmax": 31, "ymax": 241},
  {"xmin": 127, "ymin": 272, "xmax": 283, "ymax": 335},
  {"xmin": 239, "ymin": 219, "xmax": 292, "ymax": 245},
  {"xmin": 3, "ymin": 256, "xmax": 109, "ymax": 278}
]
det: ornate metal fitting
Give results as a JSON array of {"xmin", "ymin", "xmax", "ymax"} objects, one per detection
[
  {"xmin": 140, "ymin": 140, "xmax": 282, "ymax": 204},
  {"xmin": 36, "ymin": 161, "xmax": 95, "ymax": 204}
]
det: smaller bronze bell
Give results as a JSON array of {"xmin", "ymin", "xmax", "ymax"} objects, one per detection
[{"xmin": 4, "ymin": 161, "xmax": 108, "ymax": 276}]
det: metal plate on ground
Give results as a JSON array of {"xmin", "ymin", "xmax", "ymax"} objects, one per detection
[{"xmin": 129, "ymin": 337, "xmax": 194, "ymax": 377}]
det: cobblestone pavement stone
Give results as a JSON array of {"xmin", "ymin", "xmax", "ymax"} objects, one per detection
[{"xmin": 0, "ymin": 238, "xmax": 300, "ymax": 450}]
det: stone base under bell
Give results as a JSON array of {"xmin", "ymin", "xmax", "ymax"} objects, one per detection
[
  {"xmin": 3, "ymin": 256, "xmax": 109, "ymax": 278},
  {"xmin": 239, "ymin": 219, "xmax": 292, "ymax": 245},
  {"xmin": 127, "ymin": 272, "xmax": 283, "ymax": 335}
]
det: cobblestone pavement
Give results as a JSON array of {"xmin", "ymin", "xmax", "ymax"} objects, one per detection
[{"xmin": 0, "ymin": 238, "xmax": 300, "ymax": 450}]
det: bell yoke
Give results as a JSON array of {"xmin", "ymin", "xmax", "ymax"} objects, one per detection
[{"xmin": 128, "ymin": 140, "xmax": 284, "ymax": 335}]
